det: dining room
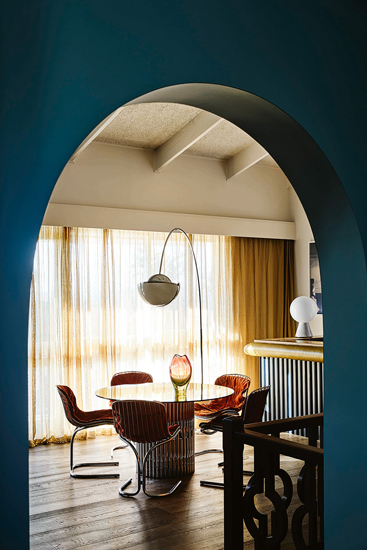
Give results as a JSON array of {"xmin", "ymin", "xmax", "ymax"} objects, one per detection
[
  {"xmin": 4, "ymin": 3, "xmax": 367, "ymax": 548},
  {"xmin": 28, "ymin": 102, "xmax": 322, "ymax": 549}
]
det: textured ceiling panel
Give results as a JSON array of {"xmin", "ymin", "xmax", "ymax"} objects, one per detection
[
  {"xmin": 95, "ymin": 103, "xmax": 200, "ymax": 149},
  {"xmin": 95, "ymin": 102, "xmax": 280, "ymax": 169},
  {"xmin": 186, "ymin": 119, "xmax": 254, "ymax": 159}
]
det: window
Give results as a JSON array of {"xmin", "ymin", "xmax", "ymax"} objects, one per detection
[{"xmin": 28, "ymin": 227, "xmax": 235, "ymax": 443}]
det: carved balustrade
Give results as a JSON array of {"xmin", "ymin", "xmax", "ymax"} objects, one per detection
[{"xmin": 223, "ymin": 413, "xmax": 324, "ymax": 550}]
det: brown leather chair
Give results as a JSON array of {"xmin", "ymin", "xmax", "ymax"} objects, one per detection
[
  {"xmin": 110, "ymin": 371, "xmax": 153, "ymax": 457},
  {"xmin": 111, "ymin": 371, "xmax": 153, "ymax": 386},
  {"xmin": 194, "ymin": 373, "xmax": 251, "ymax": 422},
  {"xmin": 112, "ymin": 400, "xmax": 181, "ymax": 497},
  {"xmin": 199, "ymin": 386, "xmax": 270, "ymax": 488},
  {"xmin": 195, "ymin": 374, "xmax": 251, "ymax": 457},
  {"xmin": 56, "ymin": 385, "xmax": 120, "ymax": 479}
]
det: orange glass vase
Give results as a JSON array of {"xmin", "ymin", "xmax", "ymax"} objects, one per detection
[{"xmin": 169, "ymin": 354, "xmax": 192, "ymax": 401}]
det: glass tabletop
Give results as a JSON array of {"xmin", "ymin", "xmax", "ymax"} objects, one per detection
[{"xmin": 95, "ymin": 382, "xmax": 234, "ymax": 403}]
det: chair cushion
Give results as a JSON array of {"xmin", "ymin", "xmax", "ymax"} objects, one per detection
[
  {"xmin": 57, "ymin": 385, "xmax": 114, "ymax": 427},
  {"xmin": 194, "ymin": 402, "xmax": 239, "ymax": 419},
  {"xmin": 80, "ymin": 407, "xmax": 114, "ymax": 423},
  {"xmin": 199, "ymin": 412, "xmax": 239, "ymax": 432},
  {"xmin": 194, "ymin": 374, "xmax": 250, "ymax": 417}
]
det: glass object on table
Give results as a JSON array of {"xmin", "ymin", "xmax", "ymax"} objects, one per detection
[{"xmin": 169, "ymin": 354, "xmax": 192, "ymax": 401}]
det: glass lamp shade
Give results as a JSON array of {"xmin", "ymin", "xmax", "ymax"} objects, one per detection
[
  {"xmin": 169, "ymin": 354, "xmax": 192, "ymax": 400},
  {"xmin": 138, "ymin": 274, "xmax": 180, "ymax": 307},
  {"xmin": 290, "ymin": 296, "xmax": 318, "ymax": 338},
  {"xmin": 290, "ymin": 296, "xmax": 318, "ymax": 323}
]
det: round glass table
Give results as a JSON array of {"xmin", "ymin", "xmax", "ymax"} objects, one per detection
[{"xmin": 96, "ymin": 382, "xmax": 233, "ymax": 478}]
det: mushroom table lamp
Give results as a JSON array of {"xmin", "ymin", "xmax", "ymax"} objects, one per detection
[{"xmin": 290, "ymin": 296, "xmax": 318, "ymax": 338}]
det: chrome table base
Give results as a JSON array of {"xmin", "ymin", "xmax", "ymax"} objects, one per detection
[{"xmin": 137, "ymin": 401, "xmax": 195, "ymax": 478}]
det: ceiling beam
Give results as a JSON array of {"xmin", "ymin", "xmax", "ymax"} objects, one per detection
[
  {"xmin": 68, "ymin": 107, "xmax": 123, "ymax": 162},
  {"xmin": 226, "ymin": 141, "xmax": 269, "ymax": 180},
  {"xmin": 154, "ymin": 111, "xmax": 223, "ymax": 172}
]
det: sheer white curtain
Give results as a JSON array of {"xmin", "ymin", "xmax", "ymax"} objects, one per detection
[{"xmin": 28, "ymin": 227, "xmax": 237, "ymax": 445}]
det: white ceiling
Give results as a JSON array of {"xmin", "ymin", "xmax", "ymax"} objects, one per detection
[
  {"xmin": 73, "ymin": 102, "xmax": 279, "ymax": 171},
  {"xmin": 95, "ymin": 104, "xmax": 200, "ymax": 150}
]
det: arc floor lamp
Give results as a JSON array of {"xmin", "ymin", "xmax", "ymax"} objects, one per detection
[{"xmin": 138, "ymin": 228, "xmax": 204, "ymax": 394}]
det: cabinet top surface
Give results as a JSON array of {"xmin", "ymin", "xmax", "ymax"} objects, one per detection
[{"xmin": 254, "ymin": 337, "xmax": 323, "ymax": 348}]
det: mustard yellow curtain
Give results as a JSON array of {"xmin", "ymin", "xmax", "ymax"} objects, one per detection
[
  {"xmin": 230, "ymin": 237, "xmax": 296, "ymax": 388},
  {"xmin": 29, "ymin": 228, "xmax": 295, "ymax": 446},
  {"xmin": 28, "ymin": 227, "xmax": 118, "ymax": 446},
  {"xmin": 28, "ymin": 228, "xmax": 237, "ymax": 446}
]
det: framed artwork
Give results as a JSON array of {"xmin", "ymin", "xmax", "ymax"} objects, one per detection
[{"xmin": 310, "ymin": 242, "xmax": 322, "ymax": 314}]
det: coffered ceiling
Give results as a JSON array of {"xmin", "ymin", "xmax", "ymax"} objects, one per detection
[{"xmin": 70, "ymin": 103, "xmax": 279, "ymax": 177}]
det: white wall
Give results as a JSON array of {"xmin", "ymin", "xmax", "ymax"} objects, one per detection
[
  {"xmin": 44, "ymin": 142, "xmax": 295, "ymax": 239},
  {"xmin": 290, "ymin": 188, "xmax": 324, "ymax": 336},
  {"xmin": 44, "ymin": 141, "xmax": 322, "ymax": 334}
]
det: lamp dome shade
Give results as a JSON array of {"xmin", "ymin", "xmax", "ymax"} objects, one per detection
[
  {"xmin": 138, "ymin": 274, "xmax": 180, "ymax": 307},
  {"xmin": 290, "ymin": 296, "xmax": 318, "ymax": 323}
]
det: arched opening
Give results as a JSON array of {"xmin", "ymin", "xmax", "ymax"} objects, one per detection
[{"xmin": 25, "ymin": 84, "xmax": 367, "ymax": 548}]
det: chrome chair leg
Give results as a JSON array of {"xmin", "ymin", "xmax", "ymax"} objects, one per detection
[
  {"xmin": 116, "ymin": 428, "xmax": 182, "ymax": 498},
  {"xmin": 118, "ymin": 438, "xmax": 142, "ymax": 497},
  {"xmin": 118, "ymin": 478, "xmax": 133, "ymax": 495},
  {"xmin": 110, "ymin": 443, "xmax": 128, "ymax": 458},
  {"xmin": 200, "ymin": 477, "xmax": 253, "ymax": 489},
  {"xmin": 70, "ymin": 427, "xmax": 120, "ymax": 479},
  {"xmin": 217, "ymin": 460, "xmax": 253, "ymax": 475},
  {"xmin": 142, "ymin": 431, "xmax": 182, "ymax": 498},
  {"xmin": 195, "ymin": 448, "xmax": 223, "ymax": 456},
  {"xmin": 200, "ymin": 460, "xmax": 254, "ymax": 489},
  {"xmin": 200, "ymin": 480, "xmax": 225, "ymax": 488}
]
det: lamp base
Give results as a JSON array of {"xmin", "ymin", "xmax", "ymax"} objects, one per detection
[{"xmin": 295, "ymin": 322, "xmax": 313, "ymax": 338}]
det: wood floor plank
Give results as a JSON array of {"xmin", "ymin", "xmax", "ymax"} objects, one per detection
[{"xmin": 29, "ymin": 431, "xmax": 312, "ymax": 549}]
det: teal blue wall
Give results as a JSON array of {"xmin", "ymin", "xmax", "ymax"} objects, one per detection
[{"xmin": 1, "ymin": 1, "xmax": 366, "ymax": 548}]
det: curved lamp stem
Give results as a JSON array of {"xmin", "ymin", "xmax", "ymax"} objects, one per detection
[{"xmin": 159, "ymin": 228, "xmax": 203, "ymax": 394}]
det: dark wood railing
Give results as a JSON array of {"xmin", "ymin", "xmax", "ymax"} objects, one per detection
[{"xmin": 223, "ymin": 413, "xmax": 324, "ymax": 550}]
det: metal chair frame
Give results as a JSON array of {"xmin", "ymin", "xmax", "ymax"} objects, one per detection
[
  {"xmin": 69, "ymin": 420, "xmax": 120, "ymax": 479},
  {"xmin": 198, "ymin": 386, "xmax": 270, "ymax": 489},
  {"xmin": 56, "ymin": 385, "xmax": 120, "ymax": 479},
  {"xmin": 112, "ymin": 400, "xmax": 182, "ymax": 498},
  {"xmin": 110, "ymin": 371, "xmax": 153, "ymax": 458},
  {"xmin": 115, "ymin": 430, "xmax": 182, "ymax": 498},
  {"xmin": 195, "ymin": 373, "xmax": 251, "ymax": 457}
]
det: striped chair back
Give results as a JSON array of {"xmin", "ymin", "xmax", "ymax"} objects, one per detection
[
  {"xmin": 111, "ymin": 371, "xmax": 153, "ymax": 386},
  {"xmin": 56, "ymin": 385, "xmax": 81, "ymax": 427},
  {"xmin": 242, "ymin": 386, "xmax": 270, "ymax": 424},
  {"xmin": 112, "ymin": 400, "xmax": 172, "ymax": 444}
]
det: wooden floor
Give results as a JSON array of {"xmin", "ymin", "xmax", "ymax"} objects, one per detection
[{"xmin": 29, "ymin": 431, "xmax": 307, "ymax": 549}]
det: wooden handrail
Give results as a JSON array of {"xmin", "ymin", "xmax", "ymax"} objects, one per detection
[
  {"xmin": 243, "ymin": 412, "xmax": 323, "ymax": 434},
  {"xmin": 234, "ymin": 428, "xmax": 323, "ymax": 463}
]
